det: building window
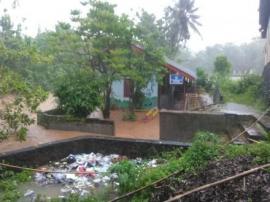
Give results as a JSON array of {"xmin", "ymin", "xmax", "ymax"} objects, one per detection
[{"xmin": 124, "ymin": 79, "xmax": 133, "ymax": 98}]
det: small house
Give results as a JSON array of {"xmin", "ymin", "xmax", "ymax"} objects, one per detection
[{"xmin": 111, "ymin": 56, "xmax": 196, "ymax": 110}]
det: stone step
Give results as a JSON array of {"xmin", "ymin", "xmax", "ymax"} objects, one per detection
[
  {"xmin": 257, "ymin": 115, "xmax": 270, "ymax": 132},
  {"xmin": 241, "ymin": 123, "xmax": 266, "ymax": 141}
]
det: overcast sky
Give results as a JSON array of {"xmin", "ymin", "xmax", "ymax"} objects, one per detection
[{"xmin": 1, "ymin": 0, "xmax": 261, "ymax": 52}]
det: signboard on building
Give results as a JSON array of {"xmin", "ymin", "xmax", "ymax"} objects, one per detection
[{"xmin": 170, "ymin": 74, "xmax": 184, "ymax": 85}]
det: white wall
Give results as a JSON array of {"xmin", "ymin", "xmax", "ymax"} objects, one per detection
[
  {"xmin": 111, "ymin": 80, "xmax": 129, "ymax": 101},
  {"xmin": 142, "ymin": 78, "xmax": 158, "ymax": 98},
  {"xmin": 111, "ymin": 78, "xmax": 158, "ymax": 101}
]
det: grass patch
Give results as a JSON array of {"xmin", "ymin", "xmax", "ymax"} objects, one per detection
[
  {"xmin": 0, "ymin": 169, "xmax": 32, "ymax": 202},
  {"xmin": 224, "ymin": 142, "xmax": 270, "ymax": 164},
  {"xmin": 110, "ymin": 132, "xmax": 221, "ymax": 200}
]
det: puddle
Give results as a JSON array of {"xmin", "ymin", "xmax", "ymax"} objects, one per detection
[{"xmin": 18, "ymin": 182, "xmax": 63, "ymax": 201}]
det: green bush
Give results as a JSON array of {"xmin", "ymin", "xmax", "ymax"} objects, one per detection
[
  {"xmin": 231, "ymin": 74, "xmax": 262, "ymax": 95},
  {"xmin": 55, "ymin": 70, "xmax": 103, "ymax": 118},
  {"xmin": 110, "ymin": 160, "xmax": 140, "ymax": 194},
  {"xmin": 180, "ymin": 132, "xmax": 220, "ymax": 170},
  {"xmin": 219, "ymin": 74, "xmax": 266, "ymax": 110}
]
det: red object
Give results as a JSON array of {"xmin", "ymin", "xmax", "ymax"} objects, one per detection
[{"xmin": 76, "ymin": 166, "xmax": 95, "ymax": 177}]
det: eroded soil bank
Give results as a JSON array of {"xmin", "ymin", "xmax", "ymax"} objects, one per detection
[{"xmin": 152, "ymin": 156, "xmax": 270, "ymax": 202}]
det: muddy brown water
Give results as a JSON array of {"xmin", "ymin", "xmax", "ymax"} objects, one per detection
[
  {"xmin": 18, "ymin": 182, "xmax": 114, "ymax": 201},
  {"xmin": 18, "ymin": 182, "xmax": 63, "ymax": 201}
]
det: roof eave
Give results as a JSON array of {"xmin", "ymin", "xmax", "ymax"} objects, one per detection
[{"xmin": 164, "ymin": 63, "xmax": 196, "ymax": 81}]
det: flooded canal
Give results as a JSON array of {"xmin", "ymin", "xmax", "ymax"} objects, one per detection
[{"xmin": 17, "ymin": 152, "xmax": 159, "ymax": 201}]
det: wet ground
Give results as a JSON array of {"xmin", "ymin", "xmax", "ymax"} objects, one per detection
[
  {"xmin": 0, "ymin": 95, "xmax": 159, "ymax": 154},
  {"xmin": 111, "ymin": 110, "xmax": 159, "ymax": 140}
]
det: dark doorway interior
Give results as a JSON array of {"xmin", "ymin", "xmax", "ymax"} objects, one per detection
[{"xmin": 159, "ymin": 73, "xmax": 195, "ymax": 110}]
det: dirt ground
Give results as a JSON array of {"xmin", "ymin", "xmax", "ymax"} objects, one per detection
[{"xmin": 0, "ymin": 95, "xmax": 159, "ymax": 154}]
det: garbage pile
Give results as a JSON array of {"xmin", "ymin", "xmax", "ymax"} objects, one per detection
[{"xmin": 23, "ymin": 153, "xmax": 160, "ymax": 200}]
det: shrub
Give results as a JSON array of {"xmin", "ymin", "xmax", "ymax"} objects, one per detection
[
  {"xmin": 0, "ymin": 68, "xmax": 48, "ymax": 141},
  {"xmin": 180, "ymin": 132, "xmax": 220, "ymax": 170},
  {"xmin": 1, "ymin": 100, "xmax": 34, "ymax": 141},
  {"xmin": 110, "ymin": 160, "xmax": 140, "ymax": 194},
  {"xmin": 231, "ymin": 74, "xmax": 263, "ymax": 95},
  {"xmin": 55, "ymin": 70, "xmax": 103, "ymax": 118},
  {"xmin": 0, "ymin": 169, "xmax": 32, "ymax": 202}
]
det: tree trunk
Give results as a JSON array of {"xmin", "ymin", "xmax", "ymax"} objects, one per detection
[
  {"xmin": 129, "ymin": 91, "xmax": 135, "ymax": 115},
  {"xmin": 128, "ymin": 81, "xmax": 135, "ymax": 115},
  {"xmin": 103, "ymin": 85, "xmax": 111, "ymax": 119}
]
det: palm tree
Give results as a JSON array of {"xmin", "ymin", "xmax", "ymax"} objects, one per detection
[{"xmin": 164, "ymin": 0, "xmax": 201, "ymax": 56}]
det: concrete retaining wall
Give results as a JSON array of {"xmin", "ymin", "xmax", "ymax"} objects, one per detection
[
  {"xmin": 160, "ymin": 110, "xmax": 254, "ymax": 142},
  {"xmin": 37, "ymin": 110, "xmax": 114, "ymax": 136},
  {"xmin": 0, "ymin": 136, "xmax": 189, "ymax": 167},
  {"xmin": 263, "ymin": 62, "xmax": 270, "ymax": 107}
]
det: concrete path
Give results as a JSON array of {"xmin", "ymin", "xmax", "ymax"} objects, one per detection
[{"xmin": 208, "ymin": 102, "xmax": 259, "ymax": 115}]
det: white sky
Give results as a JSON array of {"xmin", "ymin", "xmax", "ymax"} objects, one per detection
[{"xmin": 0, "ymin": 0, "xmax": 261, "ymax": 52}]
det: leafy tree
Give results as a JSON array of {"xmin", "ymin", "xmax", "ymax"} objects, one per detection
[
  {"xmin": 212, "ymin": 56, "xmax": 232, "ymax": 101},
  {"xmin": 163, "ymin": 0, "xmax": 201, "ymax": 56},
  {"xmin": 33, "ymin": 23, "xmax": 83, "ymax": 90},
  {"xmin": 69, "ymin": 0, "xmax": 166, "ymax": 118},
  {"xmin": 123, "ymin": 45, "xmax": 165, "ymax": 115},
  {"xmin": 196, "ymin": 68, "xmax": 213, "ymax": 91},
  {"xmin": 0, "ymin": 11, "xmax": 48, "ymax": 141},
  {"xmin": 136, "ymin": 10, "xmax": 166, "ymax": 51},
  {"xmin": 0, "ymin": 12, "xmax": 52, "ymax": 89},
  {"xmin": 55, "ymin": 69, "xmax": 103, "ymax": 118},
  {"xmin": 70, "ymin": 0, "xmax": 136, "ymax": 118},
  {"xmin": 214, "ymin": 55, "xmax": 232, "ymax": 82}
]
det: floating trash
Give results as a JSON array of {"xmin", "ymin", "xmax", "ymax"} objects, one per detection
[
  {"xmin": 27, "ymin": 153, "xmax": 129, "ymax": 198},
  {"xmin": 24, "ymin": 189, "xmax": 35, "ymax": 197},
  {"xmin": 20, "ymin": 152, "xmax": 163, "ymax": 200}
]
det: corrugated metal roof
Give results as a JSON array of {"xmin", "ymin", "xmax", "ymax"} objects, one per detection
[
  {"xmin": 165, "ymin": 57, "xmax": 197, "ymax": 79},
  {"xmin": 132, "ymin": 44, "xmax": 196, "ymax": 79}
]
